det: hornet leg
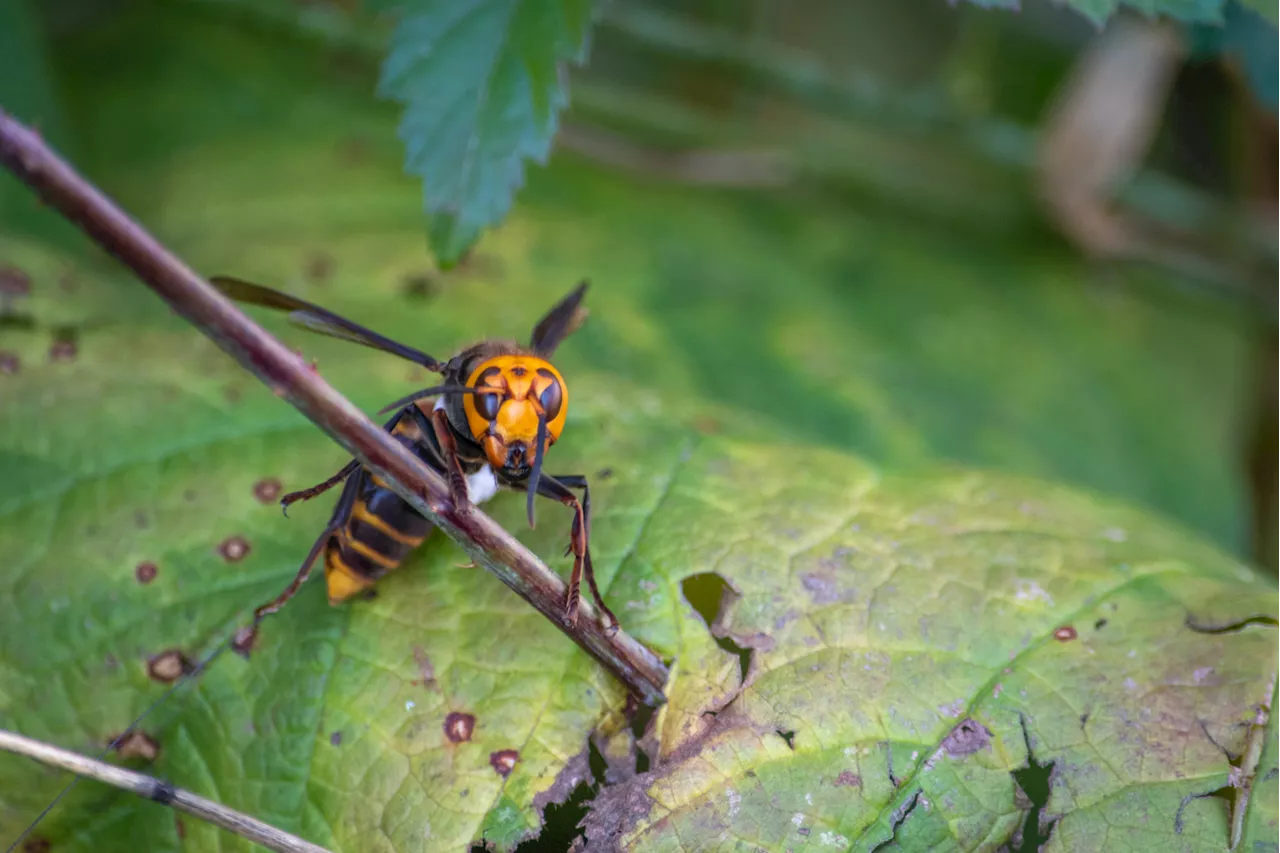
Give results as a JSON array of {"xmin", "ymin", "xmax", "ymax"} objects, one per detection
[
  {"xmin": 528, "ymin": 473, "xmax": 617, "ymax": 631},
  {"xmin": 253, "ymin": 408, "xmax": 406, "ymax": 622},
  {"xmin": 280, "ymin": 460, "xmax": 359, "ymax": 515},
  {"xmin": 252, "ymin": 472, "xmax": 359, "ymax": 623},
  {"xmin": 423, "ymin": 406, "xmax": 473, "ymax": 512}
]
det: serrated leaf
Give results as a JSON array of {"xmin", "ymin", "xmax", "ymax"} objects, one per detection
[
  {"xmin": 1190, "ymin": 2, "xmax": 1279, "ymax": 112},
  {"xmin": 964, "ymin": 0, "xmax": 1229, "ymax": 25},
  {"xmin": 376, "ymin": 0, "xmax": 594, "ymax": 265}
]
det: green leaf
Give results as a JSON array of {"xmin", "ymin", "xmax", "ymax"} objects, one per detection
[
  {"xmin": 964, "ymin": 0, "xmax": 1228, "ymax": 26},
  {"xmin": 376, "ymin": 0, "xmax": 595, "ymax": 265},
  {"xmin": 583, "ymin": 442, "xmax": 1278, "ymax": 851},
  {"xmin": 1189, "ymin": 2, "xmax": 1278, "ymax": 112},
  {"xmin": 2, "ymin": 279, "xmax": 1275, "ymax": 851}
]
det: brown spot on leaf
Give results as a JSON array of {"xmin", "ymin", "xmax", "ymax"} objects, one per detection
[
  {"xmin": 489, "ymin": 749, "xmax": 518, "ymax": 777},
  {"xmin": 941, "ymin": 718, "xmax": 993, "ymax": 758},
  {"xmin": 232, "ymin": 626, "xmax": 258, "ymax": 658},
  {"xmin": 0, "ymin": 351, "xmax": 19, "ymax": 375},
  {"xmin": 48, "ymin": 338, "xmax": 77, "ymax": 363},
  {"xmin": 304, "ymin": 251, "xmax": 334, "ymax": 283},
  {"xmin": 0, "ymin": 267, "xmax": 31, "ymax": 297},
  {"xmin": 336, "ymin": 135, "xmax": 369, "ymax": 165},
  {"xmin": 135, "ymin": 562, "xmax": 158, "ymax": 584},
  {"xmin": 218, "ymin": 536, "xmax": 250, "ymax": 562},
  {"xmin": 401, "ymin": 272, "xmax": 439, "ymax": 300},
  {"xmin": 1054, "ymin": 625, "xmax": 1078, "ymax": 642},
  {"xmin": 111, "ymin": 731, "xmax": 160, "ymax": 762},
  {"xmin": 413, "ymin": 646, "xmax": 436, "ymax": 687},
  {"xmin": 692, "ymin": 415, "xmax": 721, "ymax": 434},
  {"xmin": 22, "ymin": 838, "xmax": 50, "ymax": 853},
  {"xmin": 330, "ymin": 731, "xmax": 343, "ymax": 747},
  {"xmin": 147, "ymin": 650, "xmax": 192, "ymax": 682},
  {"xmin": 836, "ymin": 770, "xmax": 862, "ymax": 787},
  {"xmin": 596, "ymin": 467, "xmax": 614, "ymax": 480},
  {"xmin": 800, "ymin": 572, "xmax": 842, "ymax": 605},
  {"xmin": 175, "ymin": 817, "xmax": 186, "ymax": 840},
  {"xmin": 223, "ymin": 386, "xmax": 242, "ymax": 404},
  {"xmin": 444, "ymin": 712, "xmax": 475, "ymax": 743},
  {"xmin": 253, "ymin": 478, "xmax": 282, "ymax": 503}
]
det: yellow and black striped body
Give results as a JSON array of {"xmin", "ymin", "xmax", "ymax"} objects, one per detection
[{"xmin": 323, "ymin": 402, "xmax": 441, "ymax": 603}]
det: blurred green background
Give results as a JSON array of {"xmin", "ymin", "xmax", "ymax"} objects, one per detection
[{"xmin": 3, "ymin": 0, "xmax": 1275, "ymax": 569}]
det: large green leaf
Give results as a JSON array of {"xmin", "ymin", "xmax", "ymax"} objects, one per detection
[
  {"xmin": 375, "ymin": 0, "xmax": 595, "ymax": 264},
  {"xmin": 0, "ymin": 4, "xmax": 1275, "ymax": 852},
  {"xmin": 583, "ymin": 442, "xmax": 1278, "ymax": 851},
  {"xmin": 1, "ymin": 260, "xmax": 1275, "ymax": 851}
]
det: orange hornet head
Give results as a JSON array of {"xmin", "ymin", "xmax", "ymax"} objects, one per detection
[{"xmin": 461, "ymin": 355, "xmax": 568, "ymax": 472}]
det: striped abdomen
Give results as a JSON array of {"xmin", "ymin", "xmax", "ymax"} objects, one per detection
[{"xmin": 323, "ymin": 407, "xmax": 436, "ymax": 604}]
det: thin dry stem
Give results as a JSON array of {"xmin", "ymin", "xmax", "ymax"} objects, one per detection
[
  {"xmin": 0, "ymin": 110, "xmax": 668, "ymax": 706},
  {"xmin": 0, "ymin": 729, "xmax": 332, "ymax": 853}
]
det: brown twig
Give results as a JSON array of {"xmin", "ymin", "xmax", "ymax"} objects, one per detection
[
  {"xmin": 0, "ymin": 110, "xmax": 669, "ymax": 707},
  {"xmin": 0, "ymin": 729, "xmax": 333, "ymax": 853}
]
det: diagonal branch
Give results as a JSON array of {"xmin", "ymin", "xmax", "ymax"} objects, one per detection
[
  {"xmin": 0, "ymin": 729, "xmax": 333, "ymax": 853},
  {"xmin": 0, "ymin": 110, "xmax": 669, "ymax": 707}
]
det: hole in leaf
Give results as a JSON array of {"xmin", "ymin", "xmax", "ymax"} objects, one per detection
[
  {"xmin": 1011, "ymin": 716, "xmax": 1057, "ymax": 851},
  {"xmin": 681, "ymin": 573, "xmax": 753, "ymax": 683},
  {"xmin": 629, "ymin": 699, "xmax": 657, "ymax": 774},
  {"xmin": 471, "ymin": 741, "xmax": 609, "ymax": 853},
  {"xmin": 1175, "ymin": 787, "xmax": 1233, "ymax": 834},
  {"xmin": 586, "ymin": 738, "xmax": 608, "ymax": 785},
  {"xmin": 870, "ymin": 790, "xmax": 921, "ymax": 852},
  {"xmin": 511, "ymin": 777, "xmax": 596, "ymax": 853}
]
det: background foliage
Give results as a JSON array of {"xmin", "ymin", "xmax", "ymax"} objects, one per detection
[{"xmin": 0, "ymin": 0, "xmax": 1276, "ymax": 851}]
